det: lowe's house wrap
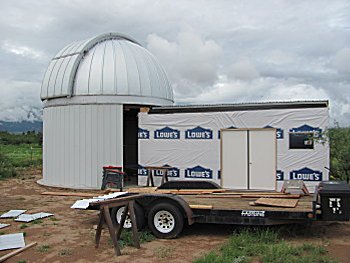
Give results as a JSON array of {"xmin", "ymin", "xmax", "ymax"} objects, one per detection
[{"xmin": 138, "ymin": 101, "xmax": 329, "ymax": 192}]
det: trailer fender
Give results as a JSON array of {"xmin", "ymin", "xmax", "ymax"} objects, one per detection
[{"xmin": 137, "ymin": 194, "xmax": 194, "ymax": 225}]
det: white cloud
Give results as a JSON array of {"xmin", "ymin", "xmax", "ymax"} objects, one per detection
[
  {"xmin": 0, "ymin": 79, "xmax": 42, "ymax": 122},
  {"xmin": 147, "ymin": 27, "xmax": 222, "ymax": 94},
  {"xmin": 333, "ymin": 47, "xmax": 350, "ymax": 74},
  {"xmin": 2, "ymin": 41, "xmax": 45, "ymax": 60},
  {"xmin": 228, "ymin": 58, "xmax": 260, "ymax": 81}
]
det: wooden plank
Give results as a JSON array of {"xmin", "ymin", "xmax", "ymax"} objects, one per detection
[
  {"xmin": 0, "ymin": 242, "xmax": 37, "ymax": 263},
  {"xmin": 41, "ymin": 191, "xmax": 97, "ymax": 197},
  {"xmin": 213, "ymin": 191, "xmax": 283, "ymax": 195},
  {"xmin": 241, "ymin": 194, "xmax": 300, "ymax": 199},
  {"xmin": 253, "ymin": 198, "xmax": 299, "ymax": 208},
  {"xmin": 189, "ymin": 204, "xmax": 213, "ymax": 209}
]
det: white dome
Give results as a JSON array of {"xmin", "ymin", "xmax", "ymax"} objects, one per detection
[{"xmin": 41, "ymin": 33, "xmax": 173, "ymax": 105}]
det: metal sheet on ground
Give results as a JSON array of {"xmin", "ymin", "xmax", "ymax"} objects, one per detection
[
  {"xmin": 0, "ymin": 210, "xmax": 26, "ymax": 218},
  {"xmin": 0, "ymin": 233, "xmax": 25, "ymax": 251},
  {"xmin": 15, "ymin": 213, "xmax": 54, "ymax": 223}
]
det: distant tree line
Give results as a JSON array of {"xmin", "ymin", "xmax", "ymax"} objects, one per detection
[{"xmin": 0, "ymin": 131, "xmax": 42, "ymax": 145}]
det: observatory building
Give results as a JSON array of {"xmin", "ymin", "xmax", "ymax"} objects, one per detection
[{"xmin": 40, "ymin": 32, "xmax": 173, "ymax": 189}]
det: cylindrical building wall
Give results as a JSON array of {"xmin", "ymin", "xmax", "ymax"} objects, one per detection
[{"xmin": 41, "ymin": 104, "xmax": 123, "ymax": 189}]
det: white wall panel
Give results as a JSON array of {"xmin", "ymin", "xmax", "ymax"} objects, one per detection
[
  {"xmin": 42, "ymin": 104, "xmax": 123, "ymax": 189},
  {"xmin": 138, "ymin": 107, "xmax": 329, "ymax": 192}
]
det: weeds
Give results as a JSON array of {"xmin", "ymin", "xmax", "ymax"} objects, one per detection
[
  {"xmin": 116, "ymin": 230, "xmax": 155, "ymax": 249},
  {"xmin": 37, "ymin": 245, "xmax": 50, "ymax": 253},
  {"xmin": 194, "ymin": 228, "xmax": 338, "ymax": 263},
  {"xmin": 20, "ymin": 224, "xmax": 28, "ymax": 229},
  {"xmin": 58, "ymin": 248, "xmax": 73, "ymax": 256},
  {"xmin": 31, "ymin": 219, "xmax": 43, "ymax": 225}
]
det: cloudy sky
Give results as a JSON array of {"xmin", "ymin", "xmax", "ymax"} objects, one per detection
[{"xmin": 0, "ymin": 0, "xmax": 349, "ymax": 125}]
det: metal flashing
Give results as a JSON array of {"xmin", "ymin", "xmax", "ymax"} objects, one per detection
[{"xmin": 149, "ymin": 100, "xmax": 329, "ymax": 114}]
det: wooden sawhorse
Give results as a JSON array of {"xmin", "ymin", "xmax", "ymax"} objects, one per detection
[
  {"xmin": 144, "ymin": 166, "xmax": 172, "ymax": 187},
  {"xmin": 92, "ymin": 195, "xmax": 143, "ymax": 256}
]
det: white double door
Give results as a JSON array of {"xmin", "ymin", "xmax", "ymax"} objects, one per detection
[{"xmin": 221, "ymin": 129, "xmax": 276, "ymax": 190}]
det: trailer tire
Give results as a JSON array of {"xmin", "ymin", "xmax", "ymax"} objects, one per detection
[
  {"xmin": 111, "ymin": 203, "xmax": 145, "ymax": 230},
  {"xmin": 148, "ymin": 202, "xmax": 184, "ymax": 239}
]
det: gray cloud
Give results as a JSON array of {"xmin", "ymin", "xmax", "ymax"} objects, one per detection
[{"xmin": 0, "ymin": 0, "xmax": 349, "ymax": 126}]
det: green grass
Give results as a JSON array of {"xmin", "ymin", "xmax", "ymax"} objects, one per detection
[
  {"xmin": 0, "ymin": 143, "xmax": 42, "ymax": 168},
  {"xmin": 109, "ymin": 230, "xmax": 155, "ymax": 249},
  {"xmin": 0, "ymin": 143, "xmax": 42, "ymax": 179},
  {"xmin": 194, "ymin": 228, "xmax": 338, "ymax": 263}
]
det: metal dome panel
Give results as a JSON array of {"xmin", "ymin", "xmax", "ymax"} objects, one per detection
[{"xmin": 41, "ymin": 33, "xmax": 174, "ymax": 104}]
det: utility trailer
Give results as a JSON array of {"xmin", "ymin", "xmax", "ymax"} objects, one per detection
[{"xmin": 88, "ymin": 181, "xmax": 350, "ymax": 239}]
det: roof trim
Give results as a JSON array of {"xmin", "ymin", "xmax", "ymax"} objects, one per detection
[{"xmin": 149, "ymin": 100, "xmax": 329, "ymax": 114}]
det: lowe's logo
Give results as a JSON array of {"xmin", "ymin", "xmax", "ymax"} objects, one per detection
[
  {"xmin": 154, "ymin": 127, "xmax": 180, "ymax": 139},
  {"xmin": 289, "ymin": 167, "xmax": 322, "ymax": 181},
  {"xmin": 185, "ymin": 126, "xmax": 213, "ymax": 139},
  {"xmin": 185, "ymin": 165, "xmax": 212, "ymax": 179},
  {"xmin": 290, "ymin": 124, "xmax": 322, "ymax": 138},
  {"xmin": 137, "ymin": 165, "xmax": 148, "ymax": 176},
  {"xmin": 153, "ymin": 165, "xmax": 180, "ymax": 178},
  {"xmin": 276, "ymin": 170, "xmax": 284, "ymax": 181},
  {"xmin": 218, "ymin": 126, "xmax": 237, "ymax": 139},
  {"xmin": 265, "ymin": 125, "xmax": 284, "ymax": 139},
  {"xmin": 138, "ymin": 128, "xmax": 150, "ymax": 139}
]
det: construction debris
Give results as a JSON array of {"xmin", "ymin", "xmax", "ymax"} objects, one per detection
[
  {"xmin": 0, "ymin": 210, "xmax": 26, "ymax": 219},
  {"xmin": 71, "ymin": 192, "xmax": 128, "ymax": 209},
  {"xmin": 0, "ymin": 233, "xmax": 25, "ymax": 251},
  {"xmin": 0, "ymin": 224, "xmax": 10, "ymax": 229},
  {"xmin": 15, "ymin": 213, "xmax": 54, "ymax": 223},
  {"xmin": 0, "ymin": 242, "xmax": 37, "ymax": 262}
]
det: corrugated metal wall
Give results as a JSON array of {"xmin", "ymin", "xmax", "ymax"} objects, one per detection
[{"xmin": 42, "ymin": 104, "xmax": 123, "ymax": 189}]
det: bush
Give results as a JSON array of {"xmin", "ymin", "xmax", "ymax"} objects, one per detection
[{"xmin": 0, "ymin": 152, "xmax": 17, "ymax": 179}]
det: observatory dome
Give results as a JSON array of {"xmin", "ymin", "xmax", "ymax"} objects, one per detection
[{"xmin": 41, "ymin": 32, "xmax": 173, "ymax": 105}]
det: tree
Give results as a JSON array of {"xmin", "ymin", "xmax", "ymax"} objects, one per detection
[{"xmin": 328, "ymin": 126, "xmax": 350, "ymax": 183}]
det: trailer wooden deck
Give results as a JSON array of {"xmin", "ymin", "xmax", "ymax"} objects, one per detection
[{"xmin": 181, "ymin": 195, "xmax": 314, "ymax": 212}]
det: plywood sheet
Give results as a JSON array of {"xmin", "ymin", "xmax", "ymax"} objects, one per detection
[{"xmin": 253, "ymin": 198, "xmax": 299, "ymax": 208}]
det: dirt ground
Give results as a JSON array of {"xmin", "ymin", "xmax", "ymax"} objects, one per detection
[{"xmin": 1, "ymin": 169, "xmax": 350, "ymax": 263}]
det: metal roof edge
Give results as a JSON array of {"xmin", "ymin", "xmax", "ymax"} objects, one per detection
[{"xmin": 149, "ymin": 100, "xmax": 329, "ymax": 114}]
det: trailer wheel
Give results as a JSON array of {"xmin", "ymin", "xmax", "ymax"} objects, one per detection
[
  {"xmin": 148, "ymin": 202, "xmax": 184, "ymax": 239},
  {"xmin": 111, "ymin": 203, "xmax": 145, "ymax": 230}
]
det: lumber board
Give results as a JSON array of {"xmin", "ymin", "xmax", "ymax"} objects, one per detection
[
  {"xmin": 253, "ymin": 198, "xmax": 299, "ymax": 208},
  {"xmin": 241, "ymin": 194, "xmax": 300, "ymax": 199},
  {"xmin": 189, "ymin": 204, "xmax": 213, "ymax": 209},
  {"xmin": 182, "ymin": 195, "xmax": 311, "ymax": 212},
  {"xmin": 0, "ymin": 242, "xmax": 37, "ymax": 262},
  {"xmin": 213, "ymin": 192, "xmax": 283, "ymax": 195},
  {"xmin": 41, "ymin": 191, "xmax": 97, "ymax": 197}
]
